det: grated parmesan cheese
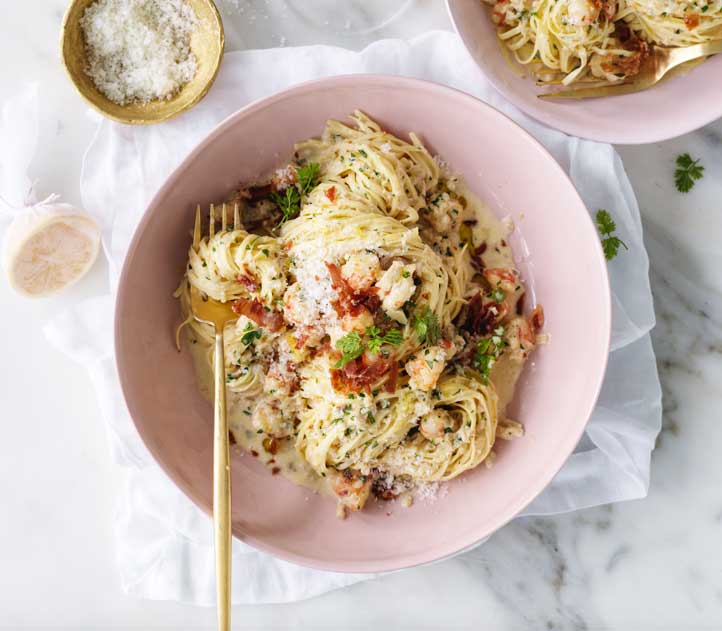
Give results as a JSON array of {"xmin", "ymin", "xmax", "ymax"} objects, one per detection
[
  {"xmin": 80, "ymin": 0, "xmax": 198, "ymax": 105},
  {"xmin": 413, "ymin": 481, "xmax": 447, "ymax": 503}
]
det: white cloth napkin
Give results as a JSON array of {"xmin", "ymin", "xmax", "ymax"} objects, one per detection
[{"xmin": 42, "ymin": 31, "xmax": 661, "ymax": 605}]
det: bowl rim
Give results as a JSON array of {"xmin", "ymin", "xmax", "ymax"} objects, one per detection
[
  {"xmin": 115, "ymin": 73, "xmax": 612, "ymax": 573},
  {"xmin": 59, "ymin": 0, "xmax": 225, "ymax": 125},
  {"xmin": 445, "ymin": 0, "xmax": 722, "ymax": 144}
]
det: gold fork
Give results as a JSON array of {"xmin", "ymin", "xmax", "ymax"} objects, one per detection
[
  {"xmin": 189, "ymin": 202, "xmax": 240, "ymax": 631},
  {"xmin": 539, "ymin": 39, "xmax": 722, "ymax": 100}
]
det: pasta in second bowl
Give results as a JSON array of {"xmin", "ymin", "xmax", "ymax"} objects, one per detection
[
  {"xmin": 447, "ymin": 0, "xmax": 722, "ymax": 143},
  {"xmin": 115, "ymin": 75, "xmax": 610, "ymax": 572}
]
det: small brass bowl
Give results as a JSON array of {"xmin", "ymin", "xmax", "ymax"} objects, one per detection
[{"xmin": 60, "ymin": 0, "xmax": 224, "ymax": 125}]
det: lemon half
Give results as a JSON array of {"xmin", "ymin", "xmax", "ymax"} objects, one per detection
[{"xmin": 3, "ymin": 205, "xmax": 101, "ymax": 297}]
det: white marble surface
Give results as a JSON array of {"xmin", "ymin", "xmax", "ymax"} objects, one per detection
[{"xmin": 0, "ymin": 1, "xmax": 720, "ymax": 629}]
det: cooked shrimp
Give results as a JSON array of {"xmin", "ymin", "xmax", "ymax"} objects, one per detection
[
  {"xmin": 282, "ymin": 282, "xmax": 315, "ymax": 327},
  {"xmin": 419, "ymin": 409, "xmax": 454, "ymax": 441},
  {"xmin": 376, "ymin": 260, "xmax": 417, "ymax": 316},
  {"xmin": 505, "ymin": 316, "xmax": 536, "ymax": 361},
  {"xmin": 405, "ymin": 346, "xmax": 447, "ymax": 391},
  {"xmin": 483, "ymin": 268, "xmax": 520, "ymax": 293},
  {"xmin": 328, "ymin": 469, "xmax": 372, "ymax": 517},
  {"xmin": 251, "ymin": 397, "xmax": 295, "ymax": 438},
  {"xmin": 341, "ymin": 252, "xmax": 381, "ymax": 291}
]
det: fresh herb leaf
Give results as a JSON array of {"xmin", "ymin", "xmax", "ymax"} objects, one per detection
[
  {"xmin": 365, "ymin": 326, "xmax": 403, "ymax": 354},
  {"xmin": 240, "ymin": 322, "xmax": 262, "ymax": 346},
  {"xmin": 413, "ymin": 308, "xmax": 441, "ymax": 345},
  {"xmin": 382, "ymin": 329, "xmax": 404, "ymax": 347},
  {"xmin": 473, "ymin": 327, "xmax": 507, "ymax": 384},
  {"xmin": 270, "ymin": 163, "xmax": 321, "ymax": 227},
  {"xmin": 270, "ymin": 186, "xmax": 301, "ymax": 226},
  {"xmin": 595, "ymin": 209, "xmax": 628, "ymax": 261},
  {"xmin": 334, "ymin": 331, "xmax": 364, "ymax": 368},
  {"xmin": 674, "ymin": 153, "xmax": 704, "ymax": 193},
  {"xmin": 296, "ymin": 162, "xmax": 321, "ymax": 195}
]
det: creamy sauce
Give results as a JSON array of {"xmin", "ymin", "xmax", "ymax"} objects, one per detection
[
  {"xmin": 459, "ymin": 184, "xmax": 526, "ymax": 413},
  {"xmin": 187, "ymin": 338, "xmax": 332, "ymax": 497},
  {"xmin": 185, "ymin": 183, "xmax": 528, "ymax": 500}
]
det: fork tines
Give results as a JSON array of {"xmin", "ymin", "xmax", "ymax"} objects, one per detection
[{"xmin": 192, "ymin": 202, "xmax": 241, "ymax": 251}]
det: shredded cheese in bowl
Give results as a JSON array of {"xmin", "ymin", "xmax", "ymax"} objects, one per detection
[{"xmin": 80, "ymin": 0, "xmax": 198, "ymax": 105}]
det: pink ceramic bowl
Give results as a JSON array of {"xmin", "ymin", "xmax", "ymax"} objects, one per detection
[
  {"xmin": 447, "ymin": 0, "xmax": 722, "ymax": 144},
  {"xmin": 115, "ymin": 75, "xmax": 611, "ymax": 573}
]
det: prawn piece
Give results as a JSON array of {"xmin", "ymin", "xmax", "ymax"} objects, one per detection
[
  {"xmin": 419, "ymin": 409, "xmax": 454, "ymax": 441},
  {"xmin": 341, "ymin": 252, "xmax": 381, "ymax": 291},
  {"xmin": 251, "ymin": 397, "xmax": 295, "ymax": 439},
  {"xmin": 328, "ymin": 469, "xmax": 372, "ymax": 518},
  {"xmin": 405, "ymin": 345, "xmax": 448, "ymax": 391},
  {"xmin": 505, "ymin": 305, "xmax": 544, "ymax": 361},
  {"xmin": 282, "ymin": 282, "xmax": 315, "ymax": 327},
  {"xmin": 483, "ymin": 268, "xmax": 520, "ymax": 293}
]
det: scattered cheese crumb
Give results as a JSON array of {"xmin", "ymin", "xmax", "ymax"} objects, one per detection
[
  {"xmin": 413, "ymin": 481, "xmax": 448, "ymax": 503},
  {"xmin": 80, "ymin": 0, "xmax": 198, "ymax": 105}
]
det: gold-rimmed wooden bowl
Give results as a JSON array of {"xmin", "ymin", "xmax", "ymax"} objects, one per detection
[{"xmin": 60, "ymin": 0, "xmax": 224, "ymax": 125}]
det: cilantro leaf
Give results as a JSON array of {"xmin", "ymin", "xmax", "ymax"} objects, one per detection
[
  {"xmin": 413, "ymin": 308, "xmax": 441, "ymax": 345},
  {"xmin": 674, "ymin": 153, "xmax": 704, "ymax": 193},
  {"xmin": 595, "ymin": 209, "xmax": 628, "ymax": 261},
  {"xmin": 296, "ymin": 162, "xmax": 321, "ymax": 195},
  {"xmin": 334, "ymin": 331, "xmax": 364, "ymax": 368}
]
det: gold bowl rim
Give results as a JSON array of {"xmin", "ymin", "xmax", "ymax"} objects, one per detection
[{"xmin": 60, "ymin": 0, "xmax": 225, "ymax": 125}]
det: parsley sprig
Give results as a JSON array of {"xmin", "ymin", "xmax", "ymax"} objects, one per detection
[
  {"xmin": 270, "ymin": 162, "xmax": 321, "ymax": 226},
  {"xmin": 366, "ymin": 326, "xmax": 403, "ymax": 354},
  {"xmin": 334, "ymin": 326, "xmax": 403, "ymax": 368},
  {"xmin": 334, "ymin": 331, "xmax": 364, "ymax": 368},
  {"xmin": 473, "ymin": 326, "xmax": 507, "ymax": 384},
  {"xmin": 413, "ymin": 307, "xmax": 441, "ymax": 345},
  {"xmin": 296, "ymin": 162, "xmax": 320, "ymax": 195},
  {"xmin": 674, "ymin": 153, "xmax": 704, "ymax": 193},
  {"xmin": 595, "ymin": 209, "xmax": 628, "ymax": 261}
]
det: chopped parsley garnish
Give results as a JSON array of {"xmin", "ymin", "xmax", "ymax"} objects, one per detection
[
  {"xmin": 366, "ymin": 326, "xmax": 404, "ymax": 354},
  {"xmin": 413, "ymin": 307, "xmax": 441, "ymax": 345},
  {"xmin": 473, "ymin": 326, "xmax": 507, "ymax": 384},
  {"xmin": 334, "ymin": 331, "xmax": 364, "ymax": 368},
  {"xmin": 491, "ymin": 288, "xmax": 505, "ymax": 303},
  {"xmin": 595, "ymin": 209, "xmax": 628, "ymax": 261},
  {"xmin": 271, "ymin": 162, "xmax": 321, "ymax": 226},
  {"xmin": 674, "ymin": 153, "xmax": 704, "ymax": 193},
  {"xmin": 240, "ymin": 322, "xmax": 262, "ymax": 346}
]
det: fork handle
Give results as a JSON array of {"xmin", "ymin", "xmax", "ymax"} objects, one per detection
[
  {"xmin": 668, "ymin": 39, "xmax": 722, "ymax": 71},
  {"xmin": 213, "ymin": 329, "xmax": 231, "ymax": 631}
]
